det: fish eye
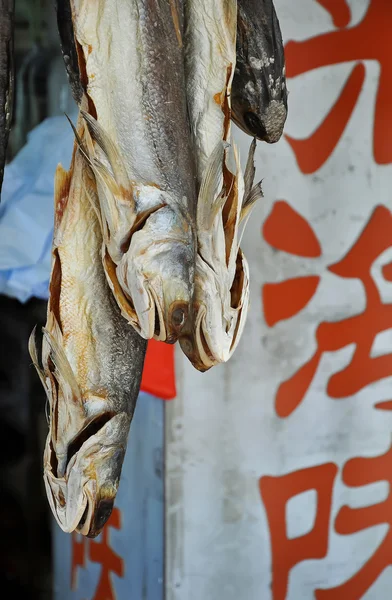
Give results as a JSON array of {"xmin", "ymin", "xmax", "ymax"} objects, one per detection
[
  {"xmin": 172, "ymin": 307, "xmax": 186, "ymax": 328},
  {"xmin": 244, "ymin": 112, "xmax": 267, "ymax": 140}
]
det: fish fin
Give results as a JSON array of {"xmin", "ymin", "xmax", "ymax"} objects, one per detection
[
  {"xmin": 54, "ymin": 164, "xmax": 72, "ymax": 234},
  {"xmin": 197, "ymin": 141, "xmax": 229, "ymax": 231},
  {"xmin": 66, "ymin": 112, "xmax": 121, "ymax": 212},
  {"xmin": 91, "ymin": 157, "xmax": 121, "ymax": 197},
  {"xmin": 102, "ymin": 250, "xmax": 140, "ymax": 329},
  {"xmin": 29, "ymin": 325, "xmax": 49, "ymax": 393},
  {"xmin": 65, "ymin": 113, "xmax": 90, "ymax": 162},
  {"xmin": 222, "ymin": 142, "xmax": 243, "ymax": 266},
  {"xmin": 80, "ymin": 110, "xmax": 131, "ymax": 194},
  {"xmin": 42, "ymin": 313, "xmax": 81, "ymax": 403},
  {"xmin": 243, "ymin": 138, "xmax": 257, "ymax": 200},
  {"xmin": 241, "ymin": 180, "xmax": 263, "ymax": 222},
  {"xmin": 79, "ymin": 112, "xmax": 137, "ymax": 254}
]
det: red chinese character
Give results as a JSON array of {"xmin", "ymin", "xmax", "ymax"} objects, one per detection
[
  {"xmin": 89, "ymin": 508, "xmax": 123, "ymax": 600},
  {"xmin": 70, "ymin": 507, "xmax": 124, "ymax": 599},
  {"xmin": 262, "ymin": 201, "xmax": 322, "ymax": 326},
  {"xmin": 260, "ymin": 463, "xmax": 338, "ymax": 600},
  {"xmin": 272, "ymin": 205, "xmax": 392, "ymax": 417},
  {"xmin": 285, "ymin": 0, "xmax": 392, "ymax": 170},
  {"xmin": 315, "ymin": 443, "xmax": 392, "ymax": 599},
  {"xmin": 71, "ymin": 533, "xmax": 86, "ymax": 589},
  {"xmin": 316, "ymin": 0, "xmax": 351, "ymax": 28}
]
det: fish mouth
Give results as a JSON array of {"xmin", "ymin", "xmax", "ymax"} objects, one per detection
[
  {"xmin": 84, "ymin": 498, "xmax": 115, "ymax": 538},
  {"xmin": 44, "ymin": 412, "xmax": 129, "ymax": 536},
  {"xmin": 178, "ymin": 305, "xmax": 215, "ymax": 372},
  {"xmin": 165, "ymin": 301, "xmax": 189, "ymax": 344},
  {"xmin": 76, "ymin": 487, "xmax": 116, "ymax": 538}
]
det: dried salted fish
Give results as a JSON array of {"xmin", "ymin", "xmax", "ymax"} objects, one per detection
[
  {"xmin": 69, "ymin": 0, "xmax": 198, "ymax": 344},
  {"xmin": 29, "ymin": 108, "xmax": 146, "ymax": 538},
  {"xmin": 180, "ymin": 0, "xmax": 263, "ymax": 371}
]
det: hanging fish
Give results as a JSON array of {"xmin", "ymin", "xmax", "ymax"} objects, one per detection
[
  {"xmin": 68, "ymin": 0, "xmax": 197, "ymax": 344},
  {"xmin": 231, "ymin": 0, "xmax": 288, "ymax": 142},
  {"xmin": 0, "ymin": 0, "xmax": 14, "ymax": 196},
  {"xmin": 29, "ymin": 108, "xmax": 146, "ymax": 538},
  {"xmin": 180, "ymin": 0, "xmax": 263, "ymax": 371}
]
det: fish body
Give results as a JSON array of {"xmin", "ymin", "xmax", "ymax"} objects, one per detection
[
  {"xmin": 180, "ymin": 0, "xmax": 262, "ymax": 371},
  {"xmin": 0, "ymin": 0, "xmax": 14, "ymax": 196},
  {"xmin": 232, "ymin": 0, "xmax": 287, "ymax": 142},
  {"xmin": 70, "ymin": 0, "xmax": 197, "ymax": 343},
  {"xmin": 30, "ymin": 108, "xmax": 146, "ymax": 538},
  {"xmin": 183, "ymin": 0, "xmax": 237, "ymax": 179}
]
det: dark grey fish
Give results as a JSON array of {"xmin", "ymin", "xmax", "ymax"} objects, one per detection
[
  {"xmin": 232, "ymin": 0, "xmax": 288, "ymax": 143},
  {"xmin": 0, "ymin": 0, "xmax": 14, "ymax": 195}
]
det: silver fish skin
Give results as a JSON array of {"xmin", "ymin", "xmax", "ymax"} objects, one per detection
[
  {"xmin": 0, "ymin": 0, "xmax": 14, "ymax": 196},
  {"xmin": 232, "ymin": 0, "xmax": 288, "ymax": 143},
  {"xmin": 70, "ymin": 0, "xmax": 197, "ymax": 344},
  {"xmin": 29, "ymin": 108, "xmax": 146, "ymax": 538},
  {"xmin": 180, "ymin": 0, "xmax": 263, "ymax": 371}
]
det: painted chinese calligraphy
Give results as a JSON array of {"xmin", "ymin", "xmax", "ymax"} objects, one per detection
[
  {"xmin": 71, "ymin": 508, "xmax": 123, "ymax": 600},
  {"xmin": 263, "ymin": 204, "xmax": 392, "ymax": 418},
  {"xmin": 260, "ymin": 443, "xmax": 392, "ymax": 600},
  {"xmin": 284, "ymin": 0, "xmax": 392, "ymax": 170},
  {"xmin": 260, "ymin": 463, "xmax": 338, "ymax": 600}
]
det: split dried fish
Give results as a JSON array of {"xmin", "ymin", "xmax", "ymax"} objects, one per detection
[
  {"xmin": 69, "ymin": 0, "xmax": 198, "ymax": 344},
  {"xmin": 232, "ymin": 0, "xmax": 288, "ymax": 142},
  {"xmin": 180, "ymin": 0, "xmax": 263, "ymax": 371},
  {"xmin": 0, "ymin": 0, "xmax": 14, "ymax": 196},
  {"xmin": 29, "ymin": 109, "xmax": 146, "ymax": 538}
]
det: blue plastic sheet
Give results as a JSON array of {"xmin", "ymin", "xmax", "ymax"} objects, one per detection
[{"xmin": 0, "ymin": 113, "xmax": 78, "ymax": 302}]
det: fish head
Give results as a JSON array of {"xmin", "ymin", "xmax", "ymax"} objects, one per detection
[
  {"xmin": 179, "ymin": 251, "xmax": 250, "ymax": 371},
  {"xmin": 232, "ymin": 5, "xmax": 288, "ymax": 143},
  {"xmin": 117, "ymin": 206, "xmax": 195, "ymax": 343},
  {"xmin": 44, "ymin": 411, "xmax": 130, "ymax": 538}
]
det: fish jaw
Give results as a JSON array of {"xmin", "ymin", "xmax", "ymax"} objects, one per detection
[
  {"xmin": 180, "ymin": 250, "xmax": 250, "ymax": 370},
  {"xmin": 179, "ymin": 139, "xmax": 261, "ymax": 371},
  {"xmin": 115, "ymin": 206, "xmax": 195, "ymax": 343},
  {"xmin": 44, "ymin": 412, "xmax": 130, "ymax": 537}
]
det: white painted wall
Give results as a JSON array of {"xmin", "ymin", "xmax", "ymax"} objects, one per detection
[{"xmin": 166, "ymin": 1, "xmax": 392, "ymax": 598}]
